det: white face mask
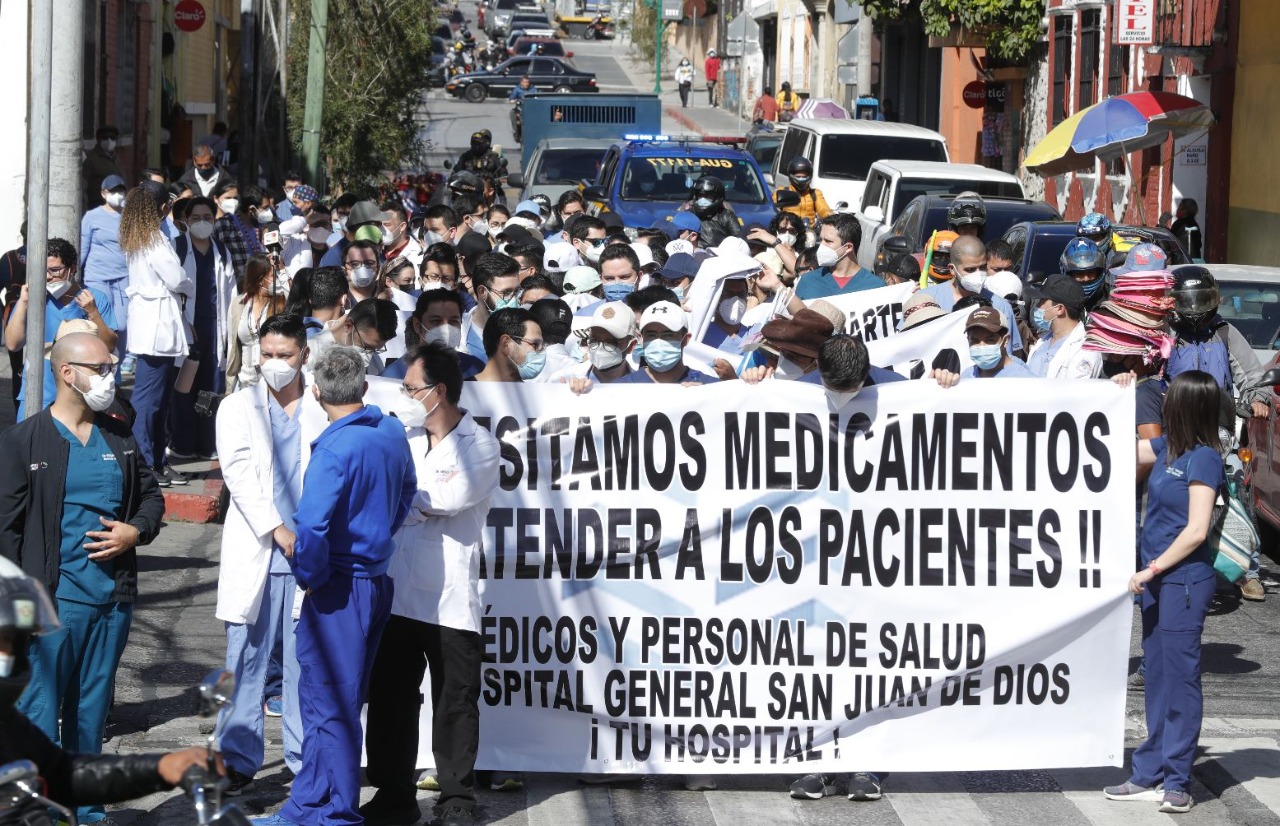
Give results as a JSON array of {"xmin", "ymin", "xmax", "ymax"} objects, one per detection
[
  {"xmin": 393, "ymin": 390, "xmax": 439, "ymax": 430},
  {"xmin": 958, "ymin": 269, "xmax": 988, "ymax": 294},
  {"xmin": 349, "ymin": 265, "xmax": 377, "ymax": 288},
  {"xmin": 424, "ymin": 323, "xmax": 463, "ymax": 350},
  {"xmin": 259, "ymin": 358, "xmax": 300, "ymax": 392},
  {"xmin": 308, "ymin": 227, "xmax": 332, "ymax": 245},
  {"xmin": 334, "ymin": 215, "xmax": 348, "ymax": 232},
  {"xmin": 581, "ymin": 242, "xmax": 603, "ymax": 265},
  {"xmin": 488, "ymin": 223, "xmax": 506, "ymax": 237},
  {"xmin": 102, "ymin": 139, "xmax": 117, "ymax": 153},
  {"xmin": 255, "ymin": 207, "xmax": 275, "ymax": 225},
  {"xmin": 815, "ymin": 243, "xmax": 844, "ymax": 269},
  {"xmin": 422, "ymin": 229, "xmax": 444, "ymax": 245},
  {"xmin": 284, "ymin": 187, "xmax": 296, "ymax": 201},
  {"xmin": 105, "ymin": 191, "xmax": 126, "ymax": 209},
  {"xmin": 383, "ymin": 225, "xmax": 403, "ymax": 247},
  {"xmin": 825, "ymin": 386, "xmax": 861, "ymax": 410},
  {"xmin": 718, "ymin": 296, "xmax": 747, "ymax": 326},
  {"xmin": 220, "ymin": 198, "xmax": 240, "ymax": 215},
  {"xmin": 73, "ymin": 368, "xmax": 116, "ymax": 412},
  {"xmin": 189, "ymin": 220, "xmax": 215, "ymax": 240},
  {"xmin": 46, "ymin": 279, "xmax": 74, "ymax": 300},
  {"xmin": 773, "ymin": 356, "xmax": 808, "ymax": 379},
  {"xmin": 469, "ymin": 217, "xmax": 488, "ymax": 236},
  {"xmin": 421, "ymin": 278, "xmax": 445, "ymax": 292},
  {"xmin": 776, "ymin": 232, "xmax": 797, "ymax": 248},
  {"xmin": 0, "ymin": 651, "xmax": 13, "ymax": 678},
  {"xmin": 588, "ymin": 340, "xmax": 627, "ymax": 372}
]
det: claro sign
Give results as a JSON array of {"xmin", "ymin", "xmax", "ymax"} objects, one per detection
[{"xmin": 174, "ymin": 0, "xmax": 207, "ymax": 33}]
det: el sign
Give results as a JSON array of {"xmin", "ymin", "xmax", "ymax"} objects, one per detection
[{"xmin": 1116, "ymin": 1, "xmax": 1154, "ymax": 45}]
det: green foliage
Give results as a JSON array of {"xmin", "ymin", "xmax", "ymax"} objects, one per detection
[
  {"xmin": 631, "ymin": 0, "xmax": 659, "ymax": 65},
  {"xmin": 287, "ymin": 0, "xmax": 437, "ymax": 191},
  {"xmin": 860, "ymin": 0, "xmax": 1045, "ymax": 61}
]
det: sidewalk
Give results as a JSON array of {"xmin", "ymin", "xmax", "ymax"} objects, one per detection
[{"xmin": 613, "ymin": 41, "xmax": 753, "ymax": 138}]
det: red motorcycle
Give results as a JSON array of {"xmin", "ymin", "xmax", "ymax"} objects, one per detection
[{"xmin": 583, "ymin": 16, "xmax": 614, "ymax": 39}]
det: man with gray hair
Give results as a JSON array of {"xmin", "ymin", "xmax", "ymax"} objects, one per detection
[
  {"xmin": 178, "ymin": 144, "xmax": 232, "ymax": 198},
  {"xmin": 259, "ymin": 346, "xmax": 417, "ymax": 826}
]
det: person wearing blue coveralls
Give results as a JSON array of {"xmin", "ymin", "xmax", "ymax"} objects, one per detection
[
  {"xmin": 214, "ymin": 314, "xmax": 312, "ymax": 795},
  {"xmin": 80, "ymin": 174, "xmax": 132, "ymax": 371},
  {"xmin": 4, "ymin": 238, "xmax": 118, "ymax": 413},
  {"xmin": 0, "ymin": 331, "xmax": 166, "ymax": 824},
  {"xmin": 1104, "ymin": 370, "xmax": 1223, "ymax": 815},
  {"xmin": 254, "ymin": 345, "xmax": 417, "ymax": 826}
]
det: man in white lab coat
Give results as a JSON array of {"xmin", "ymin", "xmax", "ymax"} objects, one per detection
[{"xmin": 362, "ymin": 341, "xmax": 501, "ymax": 826}]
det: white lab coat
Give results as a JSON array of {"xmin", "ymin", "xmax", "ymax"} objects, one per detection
[
  {"xmin": 389, "ymin": 412, "xmax": 501, "ymax": 633},
  {"xmin": 125, "ymin": 238, "xmax": 196, "ymax": 358},
  {"xmin": 1027, "ymin": 320, "xmax": 1101, "ymax": 380},
  {"xmin": 176, "ymin": 234, "xmax": 236, "ymax": 375}
]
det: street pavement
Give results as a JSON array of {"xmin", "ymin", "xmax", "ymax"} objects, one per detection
[{"xmin": 6, "ymin": 13, "xmax": 1280, "ymax": 826}]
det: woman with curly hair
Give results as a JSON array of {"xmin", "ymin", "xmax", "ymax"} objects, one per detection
[{"xmin": 119, "ymin": 182, "xmax": 195, "ymax": 486}]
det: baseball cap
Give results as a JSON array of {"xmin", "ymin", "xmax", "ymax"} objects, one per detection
[
  {"xmin": 648, "ymin": 218, "xmax": 676, "ymax": 239},
  {"xmin": 984, "ymin": 270, "xmax": 1023, "ymax": 300},
  {"xmin": 966, "ymin": 306, "xmax": 1008, "ymax": 334},
  {"xmin": 514, "ymin": 199, "xmax": 542, "ymax": 218},
  {"xmin": 878, "ymin": 252, "xmax": 921, "ymax": 282},
  {"xmin": 715, "ymin": 236, "xmax": 751, "ymax": 257},
  {"xmin": 563, "ymin": 265, "xmax": 602, "ymax": 294},
  {"xmin": 348, "ymin": 200, "xmax": 391, "ymax": 227},
  {"xmin": 45, "ymin": 319, "xmax": 118, "ymax": 362},
  {"xmin": 629, "ymin": 241, "xmax": 655, "ymax": 269},
  {"xmin": 1038, "ymin": 273, "xmax": 1085, "ymax": 311},
  {"xmin": 543, "ymin": 240, "xmax": 578, "ymax": 273},
  {"xmin": 529, "ymin": 298, "xmax": 572, "ymax": 341},
  {"xmin": 665, "ymin": 239, "xmax": 695, "ymax": 257},
  {"xmin": 900, "ymin": 292, "xmax": 945, "ymax": 330},
  {"xmin": 1111, "ymin": 243, "xmax": 1169, "ymax": 276},
  {"xmin": 101, "ymin": 174, "xmax": 127, "ymax": 192},
  {"xmin": 638, "ymin": 301, "xmax": 688, "ymax": 333},
  {"xmin": 672, "ymin": 212, "xmax": 701, "ymax": 233},
  {"xmin": 354, "ymin": 224, "xmax": 384, "ymax": 244},
  {"xmin": 499, "ymin": 224, "xmax": 537, "ymax": 247},
  {"xmin": 659, "ymin": 252, "xmax": 700, "ymax": 282},
  {"xmin": 589, "ymin": 301, "xmax": 636, "ymax": 340}
]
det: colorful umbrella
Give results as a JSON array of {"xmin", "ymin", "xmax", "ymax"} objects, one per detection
[
  {"xmin": 795, "ymin": 98, "xmax": 848, "ymax": 120},
  {"xmin": 1024, "ymin": 91, "xmax": 1215, "ymax": 176}
]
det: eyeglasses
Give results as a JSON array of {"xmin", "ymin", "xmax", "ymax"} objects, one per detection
[
  {"xmin": 584, "ymin": 237, "xmax": 607, "ymax": 248},
  {"xmin": 400, "ymin": 383, "xmax": 437, "ymax": 398},
  {"xmin": 512, "ymin": 336, "xmax": 546, "ymax": 352},
  {"xmin": 489, "ymin": 287, "xmax": 519, "ymax": 300},
  {"xmin": 353, "ymin": 328, "xmax": 388, "ymax": 354},
  {"xmin": 345, "ymin": 260, "xmax": 377, "ymax": 271},
  {"xmin": 46, "ymin": 266, "xmax": 69, "ymax": 277},
  {"xmin": 70, "ymin": 362, "xmax": 114, "ymax": 377}
]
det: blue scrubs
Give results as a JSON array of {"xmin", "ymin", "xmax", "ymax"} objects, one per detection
[
  {"xmin": 9, "ymin": 288, "xmax": 116, "ymax": 411},
  {"xmin": 1129, "ymin": 437, "xmax": 1221, "ymax": 794},
  {"xmin": 19, "ymin": 421, "xmax": 131, "ymax": 825},
  {"xmin": 280, "ymin": 406, "xmax": 416, "ymax": 826},
  {"xmin": 220, "ymin": 390, "xmax": 306, "ymax": 778}
]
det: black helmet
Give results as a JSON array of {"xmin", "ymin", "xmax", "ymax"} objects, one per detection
[
  {"xmin": 947, "ymin": 192, "xmax": 987, "ymax": 228},
  {"xmin": 786, "ymin": 156, "xmax": 814, "ymax": 180},
  {"xmin": 691, "ymin": 175, "xmax": 725, "ymax": 216},
  {"xmin": 0, "ymin": 557, "xmax": 59, "ymax": 709},
  {"xmin": 448, "ymin": 170, "xmax": 484, "ymax": 195},
  {"xmin": 1171, "ymin": 265, "xmax": 1219, "ymax": 326}
]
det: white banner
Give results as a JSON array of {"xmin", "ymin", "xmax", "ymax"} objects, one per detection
[
  {"xmin": 820, "ymin": 282, "xmax": 916, "ymax": 339},
  {"xmin": 390, "ymin": 379, "xmax": 1137, "ymax": 774}
]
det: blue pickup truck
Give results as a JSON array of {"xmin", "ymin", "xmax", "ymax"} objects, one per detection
[{"xmin": 582, "ymin": 137, "xmax": 777, "ymax": 229}]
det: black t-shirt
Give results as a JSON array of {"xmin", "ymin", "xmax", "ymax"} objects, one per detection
[{"xmin": 1135, "ymin": 377, "xmax": 1167, "ymax": 429}]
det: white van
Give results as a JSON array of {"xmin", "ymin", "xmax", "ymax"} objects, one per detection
[{"xmin": 768, "ymin": 119, "xmax": 949, "ymax": 218}]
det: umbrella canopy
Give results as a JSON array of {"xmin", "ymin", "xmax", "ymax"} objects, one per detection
[
  {"xmin": 1024, "ymin": 91, "xmax": 1215, "ymax": 176},
  {"xmin": 796, "ymin": 98, "xmax": 848, "ymax": 120}
]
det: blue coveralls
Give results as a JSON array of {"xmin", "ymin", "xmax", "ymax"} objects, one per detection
[
  {"xmin": 220, "ymin": 391, "xmax": 306, "ymax": 778},
  {"xmin": 1128, "ymin": 437, "xmax": 1221, "ymax": 794},
  {"xmin": 279, "ymin": 405, "xmax": 417, "ymax": 826}
]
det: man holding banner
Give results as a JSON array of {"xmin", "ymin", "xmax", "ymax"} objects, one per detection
[{"xmin": 916, "ymin": 235, "xmax": 1025, "ymax": 355}]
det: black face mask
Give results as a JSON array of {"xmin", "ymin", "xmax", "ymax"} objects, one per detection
[
  {"xmin": 197, "ymin": 166, "xmax": 216, "ymax": 180},
  {"xmin": 1101, "ymin": 358, "xmax": 1129, "ymax": 378},
  {"xmin": 472, "ymin": 142, "xmax": 491, "ymax": 156}
]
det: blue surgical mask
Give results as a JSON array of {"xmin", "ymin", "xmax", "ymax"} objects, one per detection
[
  {"xmin": 1032, "ymin": 307, "xmax": 1053, "ymax": 333},
  {"xmin": 515, "ymin": 348, "xmax": 546, "ymax": 380},
  {"xmin": 694, "ymin": 197, "xmax": 715, "ymax": 211},
  {"xmin": 969, "ymin": 344, "xmax": 1003, "ymax": 370},
  {"xmin": 672, "ymin": 286, "xmax": 685, "ymax": 302},
  {"xmin": 644, "ymin": 339, "xmax": 683, "ymax": 372},
  {"xmin": 490, "ymin": 294, "xmax": 521, "ymax": 312},
  {"xmin": 602, "ymin": 282, "xmax": 636, "ymax": 302}
]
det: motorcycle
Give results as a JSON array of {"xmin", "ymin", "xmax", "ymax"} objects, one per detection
[
  {"xmin": 583, "ymin": 17, "xmax": 614, "ymax": 39},
  {"xmin": 0, "ymin": 671, "xmax": 248, "ymax": 826}
]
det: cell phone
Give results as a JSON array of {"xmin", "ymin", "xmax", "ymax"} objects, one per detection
[{"xmin": 195, "ymin": 390, "xmax": 221, "ymax": 417}]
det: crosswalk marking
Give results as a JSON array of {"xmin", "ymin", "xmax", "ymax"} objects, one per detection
[
  {"xmin": 523, "ymin": 775, "xmax": 616, "ymax": 826},
  {"xmin": 1200, "ymin": 737, "xmax": 1280, "ymax": 813},
  {"xmin": 1049, "ymin": 769, "xmax": 1176, "ymax": 825},
  {"xmin": 888, "ymin": 773, "xmax": 988, "ymax": 825},
  {"xmin": 705, "ymin": 789, "xmax": 805, "ymax": 825}
]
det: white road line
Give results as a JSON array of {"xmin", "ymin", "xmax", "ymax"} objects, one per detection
[
  {"xmin": 1200, "ymin": 737, "xmax": 1280, "ymax": 813},
  {"xmin": 1049, "ymin": 769, "xmax": 1175, "ymax": 825},
  {"xmin": 705, "ymin": 789, "xmax": 805, "ymax": 826},
  {"xmin": 888, "ymin": 772, "xmax": 989, "ymax": 825}
]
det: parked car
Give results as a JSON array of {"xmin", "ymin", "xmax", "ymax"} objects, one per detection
[
  {"xmin": 1190, "ymin": 264, "xmax": 1280, "ymax": 365},
  {"xmin": 854, "ymin": 161, "xmax": 1026, "ymax": 269},
  {"xmin": 486, "ymin": 0, "xmax": 522, "ymax": 37},
  {"xmin": 509, "ymin": 37, "xmax": 573, "ymax": 59},
  {"xmin": 508, "ymin": 138, "xmax": 614, "ymax": 202},
  {"xmin": 878, "ymin": 195, "xmax": 1061, "ymax": 270},
  {"xmin": 506, "ymin": 13, "xmax": 557, "ymax": 36},
  {"xmin": 745, "ymin": 127, "xmax": 785, "ymax": 171},
  {"xmin": 768, "ymin": 118, "xmax": 949, "ymax": 218},
  {"xmin": 446, "ymin": 56, "xmax": 597, "ymax": 102},
  {"xmin": 1001, "ymin": 221, "xmax": 1190, "ymax": 282}
]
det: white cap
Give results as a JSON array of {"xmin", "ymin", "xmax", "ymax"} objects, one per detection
[
  {"xmin": 638, "ymin": 301, "xmax": 688, "ymax": 333},
  {"xmin": 564, "ymin": 265, "xmax": 602, "ymax": 294},
  {"xmin": 985, "ymin": 270, "xmax": 1023, "ymax": 300},
  {"xmin": 665, "ymin": 239, "xmax": 695, "ymax": 257},
  {"xmin": 715, "ymin": 236, "xmax": 751, "ymax": 258},
  {"xmin": 630, "ymin": 241, "xmax": 655, "ymax": 269},
  {"xmin": 543, "ymin": 240, "xmax": 580, "ymax": 273},
  {"xmin": 590, "ymin": 301, "xmax": 636, "ymax": 339}
]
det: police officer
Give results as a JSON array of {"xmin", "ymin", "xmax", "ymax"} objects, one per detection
[
  {"xmin": 776, "ymin": 157, "xmax": 830, "ymax": 222},
  {"xmin": 680, "ymin": 175, "xmax": 742, "ymax": 248}
]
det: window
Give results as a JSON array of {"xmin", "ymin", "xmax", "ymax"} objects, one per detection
[
  {"xmin": 816, "ymin": 135, "xmax": 947, "ymax": 181},
  {"xmin": 778, "ymin": 128, "xmax": 810, "ymax": 174},
  {"xmin": 1107, "ymin": 43, "xmax": 1130, "ymax": 98},
  {"xmin": 115, "ymin": 0, "xmax": 139, "ymax": 132},
  {"xmin": 1051, "ymin": 15, "xmax": 1072, "ymax": 125},
  {"xmin": 1078, "ymin": 10, "xmax": 1101, "ymax": 109}
]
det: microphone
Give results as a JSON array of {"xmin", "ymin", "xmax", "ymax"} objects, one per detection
[{"xmin": 263, "ymin": 222, "xmax": 283, "ymax": 253}]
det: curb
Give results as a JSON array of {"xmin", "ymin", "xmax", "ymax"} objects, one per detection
[
  {"xmin": 161, "ymin": 463, "xmax": 227, "ymax": 524},
  {"xmin": 664, "ymin": 105, "xmax": 707, "ymax": 136}
]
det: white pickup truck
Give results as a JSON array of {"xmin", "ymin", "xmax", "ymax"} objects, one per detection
[{"xmin": 853, "ymin": 161, "xmax": 1025, "ymax": 270}]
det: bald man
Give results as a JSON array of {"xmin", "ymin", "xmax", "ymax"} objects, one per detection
[
  {"xmin": 0, "ymin": 332, "xmax": 165, "ymax": 824},
  {"xmin": 917, "ymin": 234, "xmax": 1024, "ymax": 355}
]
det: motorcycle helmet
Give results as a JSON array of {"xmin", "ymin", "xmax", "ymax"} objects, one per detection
[
  {"xmin": 926, "ymin": 230, "xmax": 959, "ymax": 280},
  {"xmin": 690, "ymin": 175, "xmax": 726, "ymax": 217},
  {"xmin": 448, "ymin": 170, "xmax": 484, "ymax": 195},
  {"xmin": 1059, "ymin": 237, "xmax": 1108, "ymax": 300},
  {"xmin": 454, "ymin": 41, "xmax": 464, "ymax": 51},
  {"xmin": 947, "ymin": 192, "xmax": 987, "ymax": 229},
  {"xmin": 470, "ymin": 129, "xmax": 493, "ymax": 155},
  {"xmin": 1170, "ymin": 265, "xmax": 1220, "ymax": 328},
  {"xmin": 0, "ymin": 557, "xmax": 60, "ymax": 710},
  {"xmin": 1076, "ymin": 212, "xmax": 1114, "ymax": 255},
  {"xmin": 786, "ymin": 157, "xmax": 814, "ymax": 190}
]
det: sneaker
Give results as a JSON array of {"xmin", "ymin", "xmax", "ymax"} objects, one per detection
[
  {"xmin": 1103, "ymin": 780, "xmax": 1163, "ymax": 801},
  {"xmin": 225, "ymin": 770, "xmax": 255, "ymax": 797},
  {"xmin": 161, "ymin": 465, "xmax": 190, "ymax": 485},
  {"xmin": 434, "ymin": 806, "xmax": 473, "ymax": 826},
  {"xmin": 415, "ymin": 774, "xmax": 440, "ymax": 791},
  {"xmin": 1159, "ymin": 789, "xmax": 1193, "ymax": 813},
  {"xmin": 789, "ymin": 773, "xmax": 838, "ymax": 799},
  {"xmin": 249, "ymin": 817, "xmax": 298, "ymax": 826},
  {"xmin": 166, "ymin": 448, "xmax": 197, "ymax": 462},
  {"xmin": 683, "ymin": 774, "xmax": 716, "ymax": 791},
  {"xmin": 265, "ymin": 696, "xmax": 283, "ymax": 717},
  {"xmin": 1128, "ymin": 670, "xmax": 1145, "ymax": 689},
  {"xmin": 489, "ymin": 772, "xmax": 524, "ymax": 791},
  {"xmin": 1242, "ymin": 578, "xmax": 1266, "ymax": 601},
  {"xmin": 847, "ymin": 772, "xmax": 882, "ymax": 801},
  {"xmin": 358, "ymin": 792, "xmax": 421, "ymax": 825}
]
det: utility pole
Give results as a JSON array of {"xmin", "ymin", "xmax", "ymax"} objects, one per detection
[
  {"xmin": 239, "ymin": 0, "xmax": 259, "ymax": 187},
  {"xmin": 301, "ymin": 0, "xmax": 329, "ymax": 190},
  {"xmin": 24, "ymin": 0, "xmax": 53, "ymax": 419},
  {"xmin": 49, "ymin": 1, "xmax": 86, "ymax": 242}
]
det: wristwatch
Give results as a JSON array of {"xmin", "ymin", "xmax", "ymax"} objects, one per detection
[{"xmin": 769, "ymin": 238, "xmax": 780, "ymax": 248}]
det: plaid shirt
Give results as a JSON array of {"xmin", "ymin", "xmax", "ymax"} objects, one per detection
[{"xmin": 215, "ymin": 214, "xmax": 264, "ymax": 276}]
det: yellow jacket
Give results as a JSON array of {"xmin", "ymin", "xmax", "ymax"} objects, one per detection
[{"xmin": 777, "ymin": 185, "xmax": 832, "ymax": 221}]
